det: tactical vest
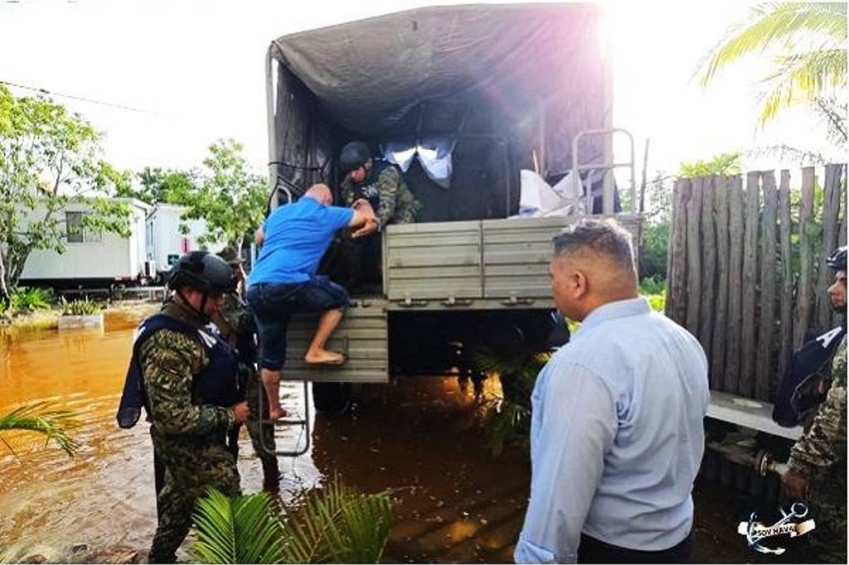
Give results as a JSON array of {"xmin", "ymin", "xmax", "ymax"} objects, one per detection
[
  {"xmin": 116, "ymin": 314, "xmax": 242, "ymax": 429},
  {"xmin": 772, "ymin": 325, "xmax": 846, "ymax": 427}
]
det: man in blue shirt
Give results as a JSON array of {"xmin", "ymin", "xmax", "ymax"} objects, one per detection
[
  {"xmin": 514, "ymin": 219, "xmax": 709, "ymax": 564},
  {"xmin": 246, "ymin": 183, "xmax": 377, "ymax": 419}
]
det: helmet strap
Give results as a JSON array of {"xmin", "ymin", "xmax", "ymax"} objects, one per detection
[{"xmin": 176, "ymin": 287, "xmax": 209, "ymax": 322}]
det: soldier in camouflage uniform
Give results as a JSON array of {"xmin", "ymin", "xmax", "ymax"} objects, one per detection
[
  {"xmin": 213, "ymin": 246, "xmax": 281, "ymax": 492},
  {"xmin": 139, "ymin": 252, "xmax": 250, "ymax": 563},
  {"xmin": 782, "ymin": 246, "xmax": 847, "ymax": 563},
  {"xmin": 337, "ymin": 141, "xmax": 420, "ymax": 289}
]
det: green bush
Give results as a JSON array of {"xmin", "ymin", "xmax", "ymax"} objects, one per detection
[
  {"xmin": 10, "ymin": 287, "xmax": 53, "ymax": 312},
  {"xmin": 60, "ymin": 296, "xmax": 102, "ymax": 316},
  {"xmin": 639, "ymin": 275, "xmax": 667, "ymax": 296}
]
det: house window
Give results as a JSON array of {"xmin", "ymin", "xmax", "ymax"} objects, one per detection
[{"xmin": 66, "ymin": 211, "xmax": 102, "ymax": 243}]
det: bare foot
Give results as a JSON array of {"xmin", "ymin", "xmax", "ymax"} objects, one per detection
[
  {"xmin": 304, "ymin": 350, "xmax": 346, "ymax": 365},
  {"xmin": 269, "ymin": 407, "xmax": 288, "ymax": 420}
]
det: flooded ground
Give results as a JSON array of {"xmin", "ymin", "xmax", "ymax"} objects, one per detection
[{"xmin": 0, "ymin": 310, "xmax": 818, "ymax": 563}]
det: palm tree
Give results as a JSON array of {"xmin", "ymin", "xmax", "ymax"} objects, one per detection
[
  {"xmin": 191, "ymin": 476, "xmax": 395, "ymax": 564},
  {"xmin": 699, "ymin": 2, "xmax": 846, "ymax": 140},
  {"xmin": 0, "ymin": 401, "xmax": 79, "ymax": 459}
]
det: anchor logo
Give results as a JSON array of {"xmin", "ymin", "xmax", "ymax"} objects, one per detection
[{"xmin": 737, "ymin": 503, "xmax": 816, "ymax": 555}]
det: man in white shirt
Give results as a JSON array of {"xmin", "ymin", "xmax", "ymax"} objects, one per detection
[{"xmin": 514, "ymin": 219, "xmax": 709, "ymax": 564}]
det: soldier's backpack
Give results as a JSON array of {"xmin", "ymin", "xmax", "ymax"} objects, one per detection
[{"xmin": 772, "ymin": 326, "xmax": 846, "ymax": 427}]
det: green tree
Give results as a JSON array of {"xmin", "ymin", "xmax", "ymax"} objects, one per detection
[
  {"xmin": 677, "ymin": 151, "xmax": 742, "ymax": 179},
  {"xmin": 0, "ymin": 85, "xmax": 133, "ymax": 301},
  {"xmin": 170, "ymin": 139, "xmax": 267, "ymax": 249},
  {"xmin": 116, "ymin": 166, "xmax": 199, "ymax": 205},
  {"xmin": 699, "ymin": 2, "xmax": 847, "ymax": 142}
]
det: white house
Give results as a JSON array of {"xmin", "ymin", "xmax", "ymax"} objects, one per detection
[
  {"xmin": 146, "ymin": 203, "xmax": 225, "ymax": 278},
  {"xmin": 19, "ymin": 200, "xmax": 224, "ymax": 288},
  {"xmin": 20, "ymin": 198, "xmax": 152, "ymax": 287}
]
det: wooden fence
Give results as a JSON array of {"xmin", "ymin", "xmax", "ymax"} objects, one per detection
[{"xmin": 666, "ymin": 164, "xmax": 847, "ymax": 403}]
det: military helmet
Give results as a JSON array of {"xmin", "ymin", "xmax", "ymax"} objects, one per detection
[
  {"xmin": 826, "ymin": 246, "xmax": 847, "ymax": 270},
  {"xmin": 217, "ymin": 246, "xmax": 244, "ymax": 265},
  {"xmin": 339, "ymin": 141, "xmax": 372, "ymax": 174},
  {"xmin": 168, "ymin": 251, "xmax": 235, "ymax": 294}
]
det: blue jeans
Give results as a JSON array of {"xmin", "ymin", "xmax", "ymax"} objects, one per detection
[{"xmin": 246, "ymin": 276, "xmax": 349, "ymax": 370}]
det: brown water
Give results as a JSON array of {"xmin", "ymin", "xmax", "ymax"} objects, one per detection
[
  {"xmin": 0, "ymin": 312, "xmax": 528, "ymax": 562},
  {"xmin": 0, "ymin": 312, "xmax": 783, "ymax": 563}
]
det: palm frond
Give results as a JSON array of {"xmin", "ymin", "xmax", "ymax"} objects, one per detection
[
  {"xmin": 757, "ymin": 47, "xmax": 847, "ymax": 123},
  {"xmin": 699, "ymin": 2, "xmax": 846, "ymax": 86},
  {"xmin": 280, "ymin": 475, "xmax": 395, "ymax": 564},
  {"xmin": 191, "ymin": 489, "xmax": 286, "ymax": 564},
  {"xmin": 0, "ymin": 401, "xmax": 80, "ymax": 457}
]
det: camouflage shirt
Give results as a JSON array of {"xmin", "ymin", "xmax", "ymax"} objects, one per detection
[
  {"xmin": 788, "ymin": 335, "xmax": 847, "ymax": 475},
  {"xmin": 341, "ymin": 164, "xmax": 420, "ymax": 230},
  {"xmin": 140, "ymin": 302, "xmax": 234, "ymax": 438},
  {"xmin": 215, "ymin": 291, "xmax": 253, "ymax": 344}
]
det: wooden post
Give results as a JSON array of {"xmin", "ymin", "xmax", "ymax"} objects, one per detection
[
  {"xmin": 665, "ymin": 177, "xmax": 676, "ymax": 314},
  {"xmin": 756, "ymin": 171, "xmax": 778, "ymax": 401},
  {"xmin": 699, "ymin": 176, "xmax": 716, "ymax": 370},
  {"xmin": 712, "ymin": 175, "xmax": 730, "ymax": 390},
  {"xmin": 778, "ymin": 171, "xmax": 794, "ymax": 382},
  {"xmin": 686, "ymin": 177, "xmax": 703, "ymax": 335},
  {"xmin": 794, "ymin": 167, "xmax": 816, "ymax": 349},
  {"xmin": 815, "ymin": 164, "xmax": 843, "ymax": 331},
  {"xmin": 669, "ymin": 179, "xmax": 691, "ymax": 324},
  {"xmin": 726, "ymin": 175, "xmax": 745, "ymax": 394},
  {"xmin": 740, "ymin": 171, "xmax": 761, "ymax": 397}
]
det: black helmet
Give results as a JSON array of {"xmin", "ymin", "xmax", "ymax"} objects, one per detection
[
  {"xmin": 168, "ymin": 251, "xmax": 235, "ymax": 294},
  {"xmin": 826, "ymin": 246, "xmax": 847, "ymax": 270},
  {"xmin": 339, "ymin": 141, "xmax": 372, "ymax": 174}
]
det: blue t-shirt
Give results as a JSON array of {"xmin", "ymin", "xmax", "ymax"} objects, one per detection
[{"xmin": 248, "ymin": 197, "xmax": 354, "ymax": 286}]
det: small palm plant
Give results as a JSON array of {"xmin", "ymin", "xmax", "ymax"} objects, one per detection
[
  {"xmin": 472, "ymin": 347, "xmax": 551, "ymax": 456},
  {"xmin": 191, "ymin": 475, "xmax": 395, "ymax": 564},
  {"xmin": 60, "ymin": 296, "xmax": 102, "ymax": 316},
  {"xmin": 192, "ymin": 489, "xmax": 287, "ymax": 564},
  {"xmin": 0, "ymin": 401, "xmax": 80, "ymax": 460}
]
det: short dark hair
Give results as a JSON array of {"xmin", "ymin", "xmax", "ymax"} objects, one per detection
[{"xmin": 552, "ymin": 219, "xmax": 635, "ymax": 274}]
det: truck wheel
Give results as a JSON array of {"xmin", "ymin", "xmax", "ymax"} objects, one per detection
[{"xmin": 312, "ymin": 382, "xmax": 352, "ymax": 415}]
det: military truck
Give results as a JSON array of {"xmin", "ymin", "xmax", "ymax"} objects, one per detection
[{"xmin": 263, "ymin": 4, "xmax": 640, "ymax": 412}]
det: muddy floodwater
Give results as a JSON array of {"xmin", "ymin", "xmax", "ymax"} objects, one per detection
[{"xmin": 0, "ymin": 310, "xmax": 805, "ymax": 563}]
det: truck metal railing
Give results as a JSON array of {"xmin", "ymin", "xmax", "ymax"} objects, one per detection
[{"xmin": 571, "ymin": 128, "xmax": 636, "ymax": 215}]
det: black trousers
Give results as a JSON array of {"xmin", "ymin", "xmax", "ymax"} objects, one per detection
[{"xmin": 578, "ymin": 531, "xmax": 693, "ymax": 564}]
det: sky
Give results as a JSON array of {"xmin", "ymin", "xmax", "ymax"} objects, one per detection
[{"xmin": 0, "ymin": 0, "xmax": 841, "ymax": 183}]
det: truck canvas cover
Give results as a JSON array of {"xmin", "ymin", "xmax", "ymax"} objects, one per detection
[{"xmin": 268, "ymin": 3, "xmax": 610, "ymax": 202}]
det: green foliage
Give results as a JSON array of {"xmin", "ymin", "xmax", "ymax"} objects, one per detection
[
  {"xmin": 639, "ymin": 275, "xmax": 667, "ymax": 296},
  {"xmin": 192, "ymin": 489, "xmax": 286, "ymax": 564},
  {"xmin": 59, "ymin": 296, "xmax": 101, "ymax": 316},
  {"xmin": 698, "ymin": 2, "xmax": 846, "ymax": 140},
  {"xmin": 0, "ymin": 85, "xmax": 133, "ymax": 299},
  {"xmin": 639, "ymin": 222, "xmax": 670, "ymax": 279},
  {"xmin": 10, "ymin": 286, "xmax": 53, "ymax": 312},
  {"xmin": 117, "ymin": 166, "xmax": 199, "ymax": 205},
  {"xmin": 280, "ymin": 476, "xmax": 396, "ymax": 564},
  {"xmin": 678, "ymin": 152, "xmax": 742, "ymax": 179},
  {"xmin": 167, "ymin": 139, "xmax": 268, "ymax": 249},
  {"xmin": 191, "ymin": 476, "xmax": 395, "ymax": 564},
  {"xmin": 0, "ymin": 401, "xmax": 80, "ymax": 459},
  {"xmin": 644, "ymin": 293, "xmax": 666, "ymax": 313},
  {"xmin": 472, "ymin": 348, "xmax": 550, "ymax": 456}
]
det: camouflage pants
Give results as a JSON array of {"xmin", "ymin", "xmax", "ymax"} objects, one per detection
[
  {"xmin": 245, "ymin": 370, "xmax": 280, "ymax": 490},
  {"xmin": 148, "ymin": 435, "xmax": 240, "ymax": 563},
  {"xmin": 807, "ymin": 464, "xmax": 847, "ymax": 563}
]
